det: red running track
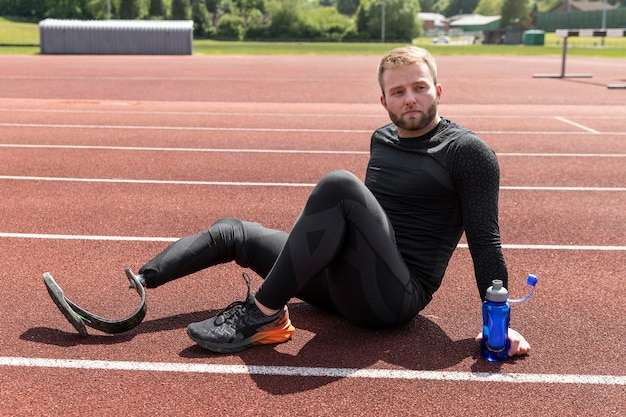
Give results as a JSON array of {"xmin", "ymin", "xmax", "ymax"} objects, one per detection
[{"xmin": 0, "ymin": 53, "xmax": 625, "ymax": 416}]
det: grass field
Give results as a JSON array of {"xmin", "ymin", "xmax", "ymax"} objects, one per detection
[
  {"xmin": 1, "ymin": 16, "xmax": 625, "ymax": 57},
  {"xmin": 0, "ymin": 17, "xmax": 39, "ymax": 45}
]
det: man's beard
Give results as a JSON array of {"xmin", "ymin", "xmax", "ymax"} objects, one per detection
[{"xmin": 388, "ymin": 100, "xmax": 438, "ymax": 135}]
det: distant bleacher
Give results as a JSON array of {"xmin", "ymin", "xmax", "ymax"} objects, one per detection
[{"xmin": 39, "ymin": 19, "xmax": 193, "ymax": 55}]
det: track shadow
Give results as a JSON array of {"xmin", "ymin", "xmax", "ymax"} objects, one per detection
[
  {"xmin": 22, "ymin": 301, "xmax": 519, "ymax": 394},
  {"xmin": 555, "ymin": 77, "xmax": 620, "ymax": 88},
  {"xmin": 20, "ymin": 308, "xmax": 218, "ymax": 347},
  {"xmin": 179, "ymin": 303, "xmax": 482, "ymax": 394}
]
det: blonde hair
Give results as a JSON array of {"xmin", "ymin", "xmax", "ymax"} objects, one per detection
[{"xmin": 377, "ymin": 46, "xmax": 438, "ymax": 93}]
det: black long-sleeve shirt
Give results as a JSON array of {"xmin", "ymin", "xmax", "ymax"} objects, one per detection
[{"xmin": 365, "ymin": 118, "xmax": 507, "ymax": 303}]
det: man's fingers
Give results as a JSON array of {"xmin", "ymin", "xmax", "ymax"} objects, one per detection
[
  {"xmin": 508, "ymin": 329, "xmax": 531, "ymax": 356},
  {"xmin": 476, "ymin": 329, "xmax": 531, "ymax": 357}
]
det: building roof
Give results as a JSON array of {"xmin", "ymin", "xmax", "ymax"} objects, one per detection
[
  {"xmin": 417, "ymin": 13, "xmax": 447, "ymax": 26},
  {"xmin": 449, "ymin": 14, "xmax": 501, "ymax": 27},
  {"xmin": 571, "ymin": 1, "xmax": 618, "ymax": 11},
  {"xmin": 551, "ymin": 1, "xmax": 618, "ymax": 12}
]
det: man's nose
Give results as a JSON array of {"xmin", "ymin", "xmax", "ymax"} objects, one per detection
[{"xmin": 404, "ymin": 91, "xmax": 417, "ymax": 105}]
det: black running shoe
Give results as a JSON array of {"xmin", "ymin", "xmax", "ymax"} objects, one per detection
[{"xmin": 186, "ymin": 273, "xmax": 295, "ymax": 353}]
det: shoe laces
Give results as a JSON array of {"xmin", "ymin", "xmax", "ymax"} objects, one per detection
[{"xmin": 214, "ymin": 272, "xmax": 254, "ymax": 326}]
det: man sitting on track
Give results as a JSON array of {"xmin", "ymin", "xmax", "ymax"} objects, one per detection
[{"xmin": 130, "ymin": 46, "xmax": 531, "ymax": 356}]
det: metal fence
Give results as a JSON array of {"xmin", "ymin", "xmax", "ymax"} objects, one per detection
[
  {"xmin": 536, "ymin": 8, "xmax": 626, "ymax": 32},
  {"xmin": 39, "ymin": 19, "xmax": 193, "ymax": 55}
]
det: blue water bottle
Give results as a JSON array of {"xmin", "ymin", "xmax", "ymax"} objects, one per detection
[
  {"xmin": 480, "ymin": 279, "xmax": 510, "ymax": 362},
  {"xmin": 480, "ymin": 275, "xmax": 538, "ymax": 362}
]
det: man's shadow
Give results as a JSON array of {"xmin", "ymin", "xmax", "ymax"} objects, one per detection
[
  {"xmin": 23, "ymin": 301, "xmax": 505, "ymax": 394},
  {"xmin": 179, "ymin": 302, "xmax": 490, "ymax": 394}
]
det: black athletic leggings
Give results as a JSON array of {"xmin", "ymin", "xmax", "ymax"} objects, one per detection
[{"xmin": 139, "ymin": 170, "xmax": 425, "ymax": 328}]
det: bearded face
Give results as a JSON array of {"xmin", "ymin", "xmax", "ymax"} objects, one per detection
[
  {"xmin": 380, "ymin": 62, "xmax": 442, "ymax": 138},
  {"xmin": 386, "ymin": 99, "xmax": 438, "ymax": 136}
]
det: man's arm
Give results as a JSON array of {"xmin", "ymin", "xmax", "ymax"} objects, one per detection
[
  {"xmin": 452, "ymin": 134, "xmax": 531, "ymax": 357},
  {"xmin": 451, "ymin": 134, "xmax": 508, "ymax": 299}
]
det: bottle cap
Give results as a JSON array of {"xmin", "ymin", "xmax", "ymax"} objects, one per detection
[
  {"xmin": 485, "ymin": 279, "xmax": 508, "ymax": 302},
  {"xmin": 509, "ymin": 274, "xmax": 538, "ymax": 303}
]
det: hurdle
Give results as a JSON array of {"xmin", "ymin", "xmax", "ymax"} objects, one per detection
[{"xmin": 533, "ymin": 28, "xmax": 626, "ymax": 88}]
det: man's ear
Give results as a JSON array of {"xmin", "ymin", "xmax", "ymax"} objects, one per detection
[
  {"xmin": 380, "ymin": 94, "xmax": 387, "ymax": 108},
  {"xmin": 436, "ymin": 84, "xmax": 443, "ymax": 101}
]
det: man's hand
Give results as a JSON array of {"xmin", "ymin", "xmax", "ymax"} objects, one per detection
[{"xmin": 475, "ymin": 328, "xmax": 531, "ymax": 357}]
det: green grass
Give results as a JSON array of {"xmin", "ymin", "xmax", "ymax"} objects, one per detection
[
  {"xmin": 194, "ymin": 37, "xmax": 626, "ymax": 58},
  {"xmin": 0, "ymin": 17, "xmax": 39, "ymax": 46},
  {"xmin": 1, "ymin": 17, "xmax": 624, "ymax": 57},
  {"xmin": 193, "ymin": 40, "xmax": 409, "ymax": 55}
]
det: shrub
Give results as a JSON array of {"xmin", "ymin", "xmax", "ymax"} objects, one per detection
[{"xmin": 216, "ymin": 14, "xmax": 244, "ymax": 40}]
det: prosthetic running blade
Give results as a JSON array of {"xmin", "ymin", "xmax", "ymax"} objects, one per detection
[{"xmin": 43, "ymin": 268, "xmax": 147, "ymax": 336}]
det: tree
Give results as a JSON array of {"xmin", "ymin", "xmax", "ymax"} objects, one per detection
[
  {"xmin": 311, "ymin": 6, "xmax": 354, "ymax": 40},
  {"xmin": 205, "ymin": 0, "xmax": 220, "ymax": 13},
  {"xmin": 500, "ymin": 0, "xmax": 530, "ymax": 28},
  {"xmin": 431, "ymin": 0, "xmax": 449, "ymax": 14},
  {"xmin": 265, "ymin": 0, "xmax": 302, "ymax": 39},
  {"xmin": 45, "ymin": 0, "xmax": 87, "ymax": 19},
  {"xmin": 119, "ymin": 0, "xmax": 140, "ymax": 19},
  {"xmin": 419, "ymin": 0, "xmax": 436, "ymax": 13},
  {"xmin": 244, "ymin": 8, "xmax": 268, "ymax": 38},
  {"xmin": 235, "ymin": 0, "xmax": 266, "ymax": 14},
  {"xmin": 337, "ymin": 0, "xmax": 360, "ymax": 16},
  {"xmin": 356, "ymin": 0, "xmax": 421, "ymax": 42},
  {"xmin": 192, "ymin": 0, "xmax": 212, "ymax": 36},
  {"xmin": 263, "ymin": 0, "xmax": 353, "ymax": 41},
  {"xmin": 216, "ymin": 14, "xmax": 244, "ymax": 39},
  {"xmin": 149, "ymin": 0, "xmax": 167, "ymax": 17},
  {"xmin": 172, "ymin": 0, "xmax": 191, "ymax": 19},
  {"xmin": 474, "ymin": 0, "xmax": 502, "ymax": 16},
  {"xmin": 444, "ymin": 0, "xmax": 480, "ymax": 15},
  {"xmin": 10, "ymin": 0, "xmax": 48, "ymax": 19},
  {"xmin": 85, "ymin": 0, "xmax": 112, "ymax": 19}
]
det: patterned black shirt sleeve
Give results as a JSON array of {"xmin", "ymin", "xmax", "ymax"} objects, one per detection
[{"xmin": 445, "ymin": 124, "xmax": 508, "ymax": 299}]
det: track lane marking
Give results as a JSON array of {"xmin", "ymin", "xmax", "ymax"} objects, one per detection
[
  {"xmin": 0, "ymin": 175, "xmax": 316, "ymax": 187},
  {"xmin": 0, "ymin": 122, "xmax": 372, "ymax": 134},
  {"xmin": 1, "ymin": 108, "xmax": 625, "ymax": 121},
  {"xmin": 1, "ymin": 356, "xmax": 625, "ymax": 385},
  {"xmin": 554, "ymin": 117, "xmax": 600, "ymax": 134},
  {"xmin": 0, "ymin": 144, "xmax": 625, "ymax": 158},
  {"xmin": 0, "ymin": 144, "xmax": 369, "ymax": 155},
  {"xmin": 1, "ymin": 233, "xmax": 624, "ymax": 251},
  {"xmin": 1, "ymin": 175, "xmax": 625, "ymax": 191},
  {"xmin": 2, "ymin": 122, "xmax": 626, "ymax": 135},
  {"xmin": 0, "ymin": 108, "xmax": 385, "ymax": 119}
]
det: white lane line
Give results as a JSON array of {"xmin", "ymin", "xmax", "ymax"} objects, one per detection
[
  {"xmin": 0, "ymin": 144, "xmax": 625, "ymax": 158},
  {"xmin": 0, "ymin": 233, "xmax": 178, "ymax": 242},
  {"xmin": 0, "ymin": 175, "xmax": 315, "ymax": 187},
  {"xmin": 1, "ymin": 175, "xmax": 625, "ymax": 191},
  {"xmin": 554, "ymin": 117, "xmax": 600, "ymax": 134},
  {"xmin": 497, "ymin": 153, "xmax": 626, "ymax": 158},
  {"xmin": 1, "ymin": 233, "xmax": 624, "ymax": 251},
  {"xmin": 1, "ymin": 108, "xmax": 625, "ymax": 121},
  {"xmin": 2, "ymin": 122, "xmax": 626, "ymax": 135},
  {"xmin": 0, "ymin": 75, "xmax": 335, "ymax": 81},
  {"xmin": 501, "ymin": 186, "xmax": 626, "ymax": 191},
  {"xmin": 0, "ymin": 122, "xmax": 371, "ymax": 134},
  {"xmin": 1, "ymin": 356, "xmax": 625, "ymax": 386},
  {"xmin": 482, "ymin": 131, "xmax": 626, "ymax": 135},
  {"xmin": 0, "ymin": 108, "xmax": 385, "ymax": 119},
  {"xmin": 0, "ymin": 144, "xmax": 368, "ymax": 155}
]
